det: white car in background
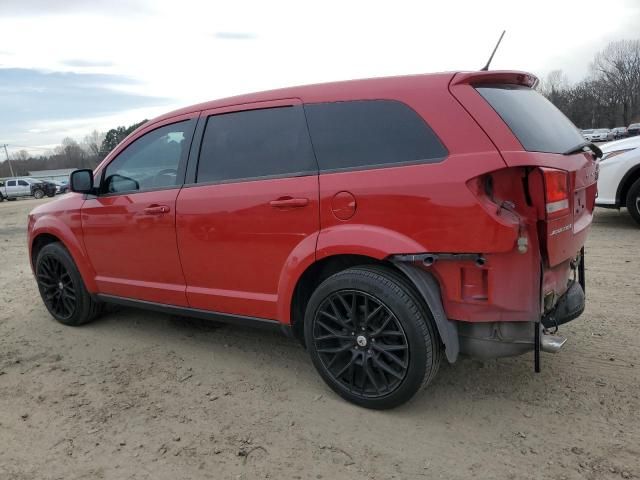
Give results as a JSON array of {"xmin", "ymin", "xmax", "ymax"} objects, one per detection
[
  {"xmin": 584, "ymin": 128, "xmax": 614, "ymax": 142},
  {"xmin": 596, "ymin": 136, "xmax": 640, "ymax": 225}
]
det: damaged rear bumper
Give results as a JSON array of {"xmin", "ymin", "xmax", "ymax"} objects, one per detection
[
  {"xmin": 457, "ymin": 279, "xmax": 585, "ymax": 359},
  {"xmin": 541, "ymin": 280, "xmax": 585, "ymax": 329}
]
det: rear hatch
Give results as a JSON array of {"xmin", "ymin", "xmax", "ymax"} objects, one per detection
[{"xmin": 449, "ymin": 71, "xmax": 598, "ymax": 267}]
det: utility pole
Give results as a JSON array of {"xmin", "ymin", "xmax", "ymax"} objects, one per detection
[{"xmin": 2, "ymin": 144, "xmax": 15, "ymax": 177}]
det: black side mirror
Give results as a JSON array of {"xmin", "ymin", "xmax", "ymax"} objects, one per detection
[
  {"xmin": 104, "ymin": 174, "xmax": 140, "ymax": 194},
  {"xmin": 69, "ymin": 169, "xmax": 94, "ymax": 194}
]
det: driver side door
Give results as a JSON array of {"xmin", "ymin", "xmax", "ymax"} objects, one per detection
[{"xmin": 81, "ymin": 115, "xmax": 197, "ymax": 306}]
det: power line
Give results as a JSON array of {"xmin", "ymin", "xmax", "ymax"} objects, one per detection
[{"xmin": 5, "ymin": 144, "xmax": 53, "ymax": 151}]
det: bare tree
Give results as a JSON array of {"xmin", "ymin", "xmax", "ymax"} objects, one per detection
[
  {"xmin": 12, "ymin": 150, "xmax": 30, "ymax": 162},
  {"xmin": 591, "ymin": 39, "xmax": 640, "ymax": 125},
  {"xmin": 82, "ymin": 130, "xmax": 105, "ymax": 158},
  {"xmin": 538, "ymin": 70, "xmax": 569, "ymax": 98}
]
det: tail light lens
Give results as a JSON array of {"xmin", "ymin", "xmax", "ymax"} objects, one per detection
[{"xmin": 541, "ymin": 168, "xmax": 570, "ymax": 218}]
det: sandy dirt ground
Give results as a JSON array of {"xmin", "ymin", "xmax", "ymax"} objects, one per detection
[{"xmin": 0, "ymin": 197, "xmax": 638, "ymax": 480}]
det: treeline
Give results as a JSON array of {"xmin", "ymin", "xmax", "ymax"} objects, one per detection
[
  {"xmin": 539, "ymin": 39, "xmax": 640, "ymax": 129},
  {"xmin": 0, "ymin": 120, "xmax": 146, "ymax": 177}
]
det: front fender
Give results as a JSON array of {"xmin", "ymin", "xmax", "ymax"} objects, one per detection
[{"xmin": 29, "ymin": 214, "xmax": 98, "ymax": 292}]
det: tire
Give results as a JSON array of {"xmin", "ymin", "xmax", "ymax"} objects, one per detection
[
  {"xmin": 304, "ymin": 265, "xmax": 441, "ymax": 409},
  {"xmin": 33, "ymin": 189, "xmax": 45, "ymax": 199},
  {"xmin": 626, "ymin": 178, "xmax": 640, "ymax": 226},
  {"xmin": 0, "ymin": 195, "xmax": 4, "ymax": 202},
  {"xmin": 35, "ymin": 243, "xmax": 102, "ymax": 326}
]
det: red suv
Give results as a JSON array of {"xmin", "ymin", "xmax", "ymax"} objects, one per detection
[{"xmin": 28, "ymin": 71, "xmax": 597, "ymax": 409}]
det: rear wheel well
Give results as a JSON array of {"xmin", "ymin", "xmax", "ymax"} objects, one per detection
[
  {"xmin": 31, "ymin": 233, "xmax": 61, "ymax": 266},
  {"xmin": 618, "ymin": 166, "xmax": 640, "ymax": 206},
  {"xmin": 290, "ymin": 254, "xmax": 428, "ymax": 345}
]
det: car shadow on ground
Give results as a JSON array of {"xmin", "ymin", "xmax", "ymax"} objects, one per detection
[{"xmin": 84, "ymin": 305, "xmax": 548, "ymax": 414}]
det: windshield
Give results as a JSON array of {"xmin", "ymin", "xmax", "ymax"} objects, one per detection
[
  {"xmin": 596, "ymin": 129, "xmax": 609, "ymax": 133},
  {"xmin": 583, "ymin": 129, "xmax": 594, "ymax": 134},
  {"xmin": 476, "ymin": 84, "xmax": 585, "ymax": 154}
]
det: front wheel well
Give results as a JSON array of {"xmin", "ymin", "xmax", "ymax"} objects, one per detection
[
  {"xmin": 31, "ymin": 233, "xmax": 62, "ymax": 266},
  {"xmin": 618, "ymin": 166, "xmax": 640, "ymax": 206}
]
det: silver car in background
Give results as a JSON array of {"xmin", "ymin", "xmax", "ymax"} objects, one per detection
[{"xmin": 584, "ymin": 128, "xmax": 614, "ymax": 142}]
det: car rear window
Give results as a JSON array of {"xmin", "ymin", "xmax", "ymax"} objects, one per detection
[
  {"xmin": 476, "ymin": 84, "xmax": 585, "ymax": 154},
  {"xmin": 304, "ymin": 100, "xmax": 447, "ymax": 172}
]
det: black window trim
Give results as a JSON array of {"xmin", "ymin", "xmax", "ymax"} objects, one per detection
[
  {"xmin": 96, "ymin": 118, "xmax": 197, "ymax": 198},
  {"xmin": 303, "ymin": 99, "xmax": 449, "ymax": 174},
  {"xmin": 184, "ymin": 104, "xmax": 319, "ymax": 187}
]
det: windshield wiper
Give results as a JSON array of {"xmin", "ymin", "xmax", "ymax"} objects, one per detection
[{"xmin": 563, "ymin": 141, "xmax": 603, "ymax": 159}]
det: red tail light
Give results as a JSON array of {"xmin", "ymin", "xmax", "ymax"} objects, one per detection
[{"xmin": 541, "ymin": 168, "xmax": 569, "ymax": 218}]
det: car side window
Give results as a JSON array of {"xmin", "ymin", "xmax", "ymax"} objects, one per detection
[
  {"xmin": 7, "ymin": 180, "xmax": 15, "ymax": 187},
  {"xmin": 196, "ymin": 106, "xmax": 317, "ymax": 184},
  {"xmin": 304, "ymin": 100, "xmax": 448, "ymax": 171},
  {"xmin": 18, "ymin": 180, "xmax": 29, "ymax": 186},
  {"xmin": 102, "ymin": 121, "xmax": 194, "ymax": 194}
]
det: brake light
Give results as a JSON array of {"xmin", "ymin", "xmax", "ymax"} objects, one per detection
[{"xmin": 541, "ymin": 168, "xmax": 570, "ymax": 218}]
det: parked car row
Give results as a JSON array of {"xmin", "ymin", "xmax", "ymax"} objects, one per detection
[
  {"xmin": 582, "ymin": 123, "xmax": 640, "ymax": 142},
  {"xmin": 0, "ymin": 177, "xmax": 60, "ymax": 201},
  {"xmin": 582, "ymin": 128, "xmax": 615, "ymax": 142}
]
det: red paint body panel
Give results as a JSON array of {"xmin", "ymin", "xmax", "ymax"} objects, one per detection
[
  {"xmin": 27, "ymin": 70, "xmax": 595, "ymax": 330},
  {"xmin": 81, "ymin": 189, "xmax": 188, "ymax": 306},
  {"xmin": 176, "ymin": 175, "xmax": 319, "ymax": 320}
]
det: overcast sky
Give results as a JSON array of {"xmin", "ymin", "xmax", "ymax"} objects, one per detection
[{"xmin": 1, "ymin": 0, "xmax": 639, "ymax": 156}]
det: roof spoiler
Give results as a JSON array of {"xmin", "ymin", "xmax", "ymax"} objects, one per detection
[{"xmin": 450, "ymin": 70, "xmax": 539, "ymax": 89}]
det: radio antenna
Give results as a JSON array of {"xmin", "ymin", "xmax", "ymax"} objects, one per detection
[{"xmin": 480, "ymin": 30, "xmax": 506, "ymax": 71}]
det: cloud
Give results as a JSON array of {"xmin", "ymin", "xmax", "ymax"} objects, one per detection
[
  {"xmin": 0, "ymin": 68, "xmax": 171, "ymax": 147},
  {"xmin": 1, "ymin": 0, "xmax": 151, "ymax": 16},
  {"xmin": 61, "ymin": 59, "xmax": 114, "ymax": 68},
  {"xmin": 214, "ymin": 32, "xmax": 257, "ymax": 40}
]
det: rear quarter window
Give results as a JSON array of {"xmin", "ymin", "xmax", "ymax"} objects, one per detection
[
  {"xmin": 476, "ymin": 84, "xmax": 585, "ymax": 154},
  {"xmin": 304, "ymin": 100, "xmax": 447, "ymax": 172}
]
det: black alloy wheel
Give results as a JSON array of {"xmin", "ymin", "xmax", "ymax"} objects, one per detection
[
  {"xmin": 312, "ymin": 290, "xmax": 409, "ymax": 397},
  {"xmin": 304, "ymin": 266, "xmax": 441, "ymax": 409},
  {"xmin": 37, "ymin": 254, "xmax": 77, "ymax": 320},
  {"xmin": 35, "ymin": 242, "xmax": 102, "ymax": 326}
]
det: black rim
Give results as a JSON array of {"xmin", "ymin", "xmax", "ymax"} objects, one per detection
[
  {"xmin": 313, "ymin": 290, "xmax": 409, "ymax": 398},
  {"xmin": 37, "ymin": 255, "xmax": 77, "ymax": 319}
]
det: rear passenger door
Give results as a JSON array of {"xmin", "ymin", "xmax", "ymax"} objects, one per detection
[
  {"xmin": 176, "ymin": 99, "xmax": 320, "ymax": 320},
  {"xmin": 18, "ymin": 180, "xmax": 31, "ymax": 196}
]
